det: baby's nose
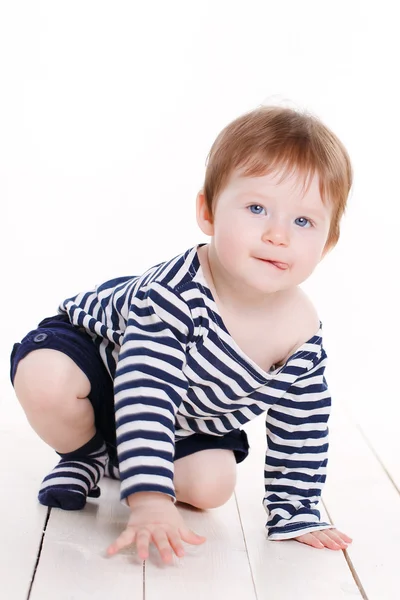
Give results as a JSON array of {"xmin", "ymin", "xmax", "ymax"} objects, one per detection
[{"xmin": 262, "ymin": 222, "xmax": 290, "ymax": 246}]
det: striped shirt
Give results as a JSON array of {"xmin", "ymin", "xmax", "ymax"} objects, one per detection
[{"xmin": 59, "ymin": 243, "xmax": 332, "ymax": 540}]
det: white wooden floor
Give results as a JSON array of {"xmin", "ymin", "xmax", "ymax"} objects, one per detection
[{"xmin": 2, "ymin": 380, "xmax": 399, "ymax": 600}]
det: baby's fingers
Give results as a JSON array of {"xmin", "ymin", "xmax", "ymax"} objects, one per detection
[
  {"xmin": 334, "ymin": 529, "xmax": 353, "ymax": 544},
  {"xmin": 152, "ymin": 529, "xmax": 174, "ymax": 563},
  {"xmin": 136, "ymin": 529, "xmax": 151, "ymax": 560},
  {"xmin": 107, "ymin": 527, "xmax": 137, "ymax": 556},
  {"xmin": 319, "ymin": 529, "xmax": 351, "ymax": 550},
  {"xmin": 313, "ymin": 531, "xmax": 344, "ymax": 550},
  {"xmin": 179, "ymin": 527, "xmax": 206, "ymax": 546},
  {"xmin": 295, "ymin": 532, "xmax": 325, "ymax": 549},
  {"xmin": 167, "ymin": 531, "xmax": 185, "ymax": 558},
  {"xmin": 296, "ymin": 529, "xmax": 350, "ymax": 551}
]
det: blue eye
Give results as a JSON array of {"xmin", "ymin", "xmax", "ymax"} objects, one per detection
[
  {"xmin": 248, "ymin": 204, "xmax": 266, "ymax": 215},
  {"xmin": 295, "ymin": 217, "xmax": 311, "ymax": 228}
]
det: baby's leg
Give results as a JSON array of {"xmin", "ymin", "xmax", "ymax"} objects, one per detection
[
  {"xmin": 174, "ymin": 449, "xmax": 237, "ymax": 509},
  {"xmin": 13, "ymin": 348, "xmax": 108, "ymax": 510},
  {"xmin": 14, "ymin": 348, "xmax": 94, "ymax": 451},
  {"xmin": 103, "ymin": 449, "xmax": 238, "ymax": 506}
]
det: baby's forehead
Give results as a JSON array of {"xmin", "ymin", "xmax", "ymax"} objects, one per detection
[
  {"xmin": 226, "ymin": 167, "xmax": 321, "ymax": 197},
  {"xmin": 220, "ymin": 168, "xmax": 332, "ymax": 216}
]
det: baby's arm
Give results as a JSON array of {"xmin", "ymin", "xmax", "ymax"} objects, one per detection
[
  {"xmin": 263, "ymin": 342, "xmax": 352, "ymax": 550},
  {"xmin": 114, "ymin": 283, "xmax": 191, "ymax": 502},
  {"xmin": 107, "ymin": 283, "xmax": 205, "ymax": 561}
]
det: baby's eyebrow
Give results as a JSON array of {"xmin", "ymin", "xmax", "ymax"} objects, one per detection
[
  {"xmin": 297, "ymin": 206, "xmax": 329, "ymax": 219},
  {"xmin": 237, "ymin": 191, "xmax": 272, "ymax": 201}
]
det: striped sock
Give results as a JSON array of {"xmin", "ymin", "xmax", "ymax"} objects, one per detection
[
  {"xmin": 38, "ymin": 431, "xmax": 108, "ymax": 511},
  {"xmin": 104, "ymin": 460, "xmax": 120, "ymax": 480}
]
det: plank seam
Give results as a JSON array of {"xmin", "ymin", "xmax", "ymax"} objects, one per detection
[
  {"xmin": 353, "ymin": 421, "xmax": 400, "ymax": 495},
  {"xmin": 27, "ymin": 507, "xmax": 51, "ymax": 600},
  {"xmin": 322, "ymin": 500, "xmax": 369, "ymax": 600},
  {"xmin": 234, "ymin": 491, "xmax": 259, "ymax": 600}
]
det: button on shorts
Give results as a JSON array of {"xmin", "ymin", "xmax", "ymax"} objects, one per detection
[{"xmin": 10, "ymin": 314, "xmax": 250, "ymax": 466}]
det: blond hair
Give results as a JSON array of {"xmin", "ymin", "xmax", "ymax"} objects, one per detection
[{"xmin": 203, "ymin": 106, "xmax": 352, "ymax": 250}]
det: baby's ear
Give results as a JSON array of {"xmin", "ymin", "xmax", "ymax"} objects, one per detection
[{"xmin": 196, "ymin": 192, "xmax": 214, "ymax": 236}]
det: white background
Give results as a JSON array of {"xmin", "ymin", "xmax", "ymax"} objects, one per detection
[{"xmin": 1, "ymin": 0, "xmax": 399, "ymax": 422}]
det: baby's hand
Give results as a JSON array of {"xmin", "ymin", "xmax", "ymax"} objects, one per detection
[
  {"xmin": 294, "ymin": 527, "xmax": 352, "ymax": 550},
  {"xmin": 107, "ymin": 492, "xmax": 206, "ymax": 563}
]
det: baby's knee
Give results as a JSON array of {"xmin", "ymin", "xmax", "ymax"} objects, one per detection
[
  {"xmin": 175, "ymin": 449, "xmax": 237, "ymax": 509},
  {"xmin": 186, "ymin": 476, "xmax": 236, "ymax": 509},
  {"xmin": 13, "ymin": 349, "xmax": 91, "ymax": 412}
]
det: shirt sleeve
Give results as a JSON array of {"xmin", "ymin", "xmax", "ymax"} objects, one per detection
[
  {"xmin": 263, "ymin": 349, "xmax": 333, "ymax": 540},
  {"xmin": 113, "ymin": 282, "xmax": 193, "ymax": 504}
]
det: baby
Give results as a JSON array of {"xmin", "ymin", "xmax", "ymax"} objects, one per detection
[{"xmin": 10, "ymin": 105, "xmax": 353, "ymax": 563}]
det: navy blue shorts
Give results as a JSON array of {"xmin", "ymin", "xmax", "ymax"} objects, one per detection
[{"xmin": 10, "ymin": 314, "xmax": 250, "ymax": 467}]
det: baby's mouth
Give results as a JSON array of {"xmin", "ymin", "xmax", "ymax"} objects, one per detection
[{"xmin": 258, "ymin": 258, "xmax": 289, "ymax": 270}]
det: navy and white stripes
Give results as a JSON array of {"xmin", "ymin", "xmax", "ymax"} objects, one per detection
[
  {"xmin": 264, "ymin": 359, "xmax": 331, "ymax": 539},
  {"xmin": 59, "ymin": 244, "xmax": 332, "ymax": 539}
]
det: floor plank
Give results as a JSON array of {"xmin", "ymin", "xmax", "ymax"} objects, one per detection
[
  {"xmin": 323, "ymin": 404, "xmax": 400, "ymax": 600},
  {"xmin": 144, "ymin": 499, "xmax": 256, "ymax": 600},
  {"xmin": 348, "ymin": 403, "xmax": 400, "ymax": 493},
  {"xmin": 30, "ymin": 478, "xmax": 144, "ymax": 600},
  {"xmin": 0, "ymin": 404, "xmax": 54, "ymax": 600}
]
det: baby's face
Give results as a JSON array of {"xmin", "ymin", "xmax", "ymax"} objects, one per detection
[{"xmin": 210, "ymin": 168, "xmax": 332, "ymax": 296}]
